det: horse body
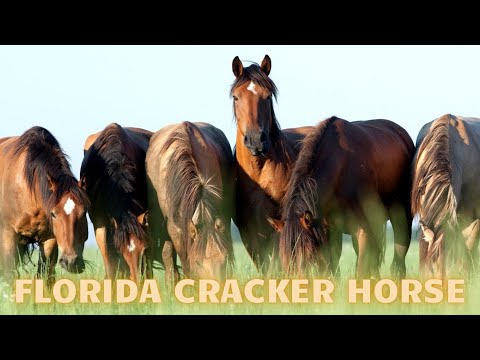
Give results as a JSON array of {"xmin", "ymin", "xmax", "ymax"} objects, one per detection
[
  {"xmin": 276, "ymin": 117, "xmax": 414, "ymax": 278},
  {"xmin": 413, "ymin": 114, "xmax": 480, "ymax": 277},
  {"xmin": 0, "ymin": 127, "xmax": 89, "ymax": 283},
  {"xmin": 231, "ymin": 55, "xmax": 314, "ymax": 273},
  {"xmin": 146, "ymin": 121, "xmax": 233, "ymax": 285},
  {"xmin": 80, "ymin": 123, "xmax": 152, "ymax": 282}
]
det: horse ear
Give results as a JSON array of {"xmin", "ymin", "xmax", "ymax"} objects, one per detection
[
  {"xmin": 261, "ymin": 55, "xmax": 271, "ymax": 75},
  {"xmin": 267, "ymin": 217, "xmax": 284, "ymax": 232},
  {"xmin": 232, "ymin": 56, "xmax": 243, "ymax": 78},
  {"xmin": 78, "ymin": 177, "xmax": 86, "ymax": 190},
  {"xmin": 300, "ymin": 210, "xmax": 314, "ymax": 229},
  {"xmin": 47, "ymin": 175, "xmax": 56, "ymax": 193},
  {"xmin": 188, "ymin": 220, "xmax": 198, "ymax": 240},
  {"xmin": 137, "ymin": 211, "xmax": 149, "ymax": 227}
]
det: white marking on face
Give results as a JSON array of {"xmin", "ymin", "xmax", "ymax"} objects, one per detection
[
  {"xmin": 63, "ymin": 198, "xmax": 76, "ymax": 215},
  {"xmin": 128, "ymin": 239, "xmax": 136, "ymax": 253},
  {"xmin": 247, "ymin": 81, "xmax": 258, "ymax": 95}
]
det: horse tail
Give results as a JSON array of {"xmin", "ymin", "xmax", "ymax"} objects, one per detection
[{"xmin": 411, "ymin": 114, "xmax": 458, "ymax": 261}]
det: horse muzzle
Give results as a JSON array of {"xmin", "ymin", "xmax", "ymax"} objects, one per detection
[
  {"xmin": 244, "ymin": 132, "xmax": 270, "ymax": 157},
  {"xmin": 59, "ymin": 254, "xmax": 85, "ymax": 273}
]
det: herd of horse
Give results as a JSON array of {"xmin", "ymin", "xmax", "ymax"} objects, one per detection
[{"xmin": 0, "ymin": 55, "xmax": 479, "ymax": 287}]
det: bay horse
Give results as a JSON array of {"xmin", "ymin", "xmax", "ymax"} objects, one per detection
[
  {"xmin": 146, "ymin": 121, "xmax": 233, "ymax": 286},
  {"xmin": 231, "ymin": 55, "xmax": 314, "ymax": 274},
  {"xmin": 269, "ymin": 117, "xmax": 414, "ymax": 279},
  {"xmin": 80, "ymin": 123, "xmax": 153, "ymax": 282},
  {"xmin": 0, "ymin": 127, "xmax": 89, "ymax": 284},
  {"xmin": 412, "ymin": 114, "xmax": 480, "ymax": 278}
]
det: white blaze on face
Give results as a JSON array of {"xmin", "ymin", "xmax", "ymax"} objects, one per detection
[
  {"xmin": 63, "ymin": 198, "xmax": 76, "ymax": 215},
  {"xmin": 247, "ymin": 81, "xmax": 258, "ymax": 95},
  {"xmin": 128, "ymin": 239, "xmax": 136, "ymax": 253}
]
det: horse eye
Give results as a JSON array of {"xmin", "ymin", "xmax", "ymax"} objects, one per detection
[
  {"xmin": 233, "ymin": 96, "xmax": 238, "ymax": 101},
  {"xmin": 51, "ymin": 212, "xmax": 56, "ymax": 219}
]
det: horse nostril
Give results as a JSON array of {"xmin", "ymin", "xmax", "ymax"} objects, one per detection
[{"xmin": 244, "ymin": 134, "xmax": 250, "ymax": 145}]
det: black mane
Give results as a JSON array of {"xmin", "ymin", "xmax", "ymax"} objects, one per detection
[{"xmin": 80, "ymin": 123, "xmax": 147, "ymax": 250}]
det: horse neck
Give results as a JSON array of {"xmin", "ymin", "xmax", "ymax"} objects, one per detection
[
  {"xmin": 191, "ymin": 129, "xmax": 222, "ymax": 189},
  {"xmin": 235, "ymin": 127, "xmax": 294, "ymax": 202}
]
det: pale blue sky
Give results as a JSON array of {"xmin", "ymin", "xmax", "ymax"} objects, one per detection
[{"xmin": 1, "ymin": 45, "xmax": 479, "ymax": 244}]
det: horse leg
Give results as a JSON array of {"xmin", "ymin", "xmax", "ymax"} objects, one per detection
[
  {"xmin": 356, "ymin": 225, "xmax": 382, "ymax": 279},
  {"xmin": 95, "ymin": 226, "xmax": 117, "ymax": 279},
  {"xmin": 38, "ymin": 238, "xmax": 58, "ymax": 289},
  {"xmin": 1, "ymin": 227, "xmax": 20, "ymax": 283},
  {"xmin": 355, "ymin": 227, "xmax": 368, "ymax": 278},
  {"xmin": 162, "ymin": 240, "xmax": 179, "ymax": 293},
  {"xmin": 327, "ymin": 228, "xmax": 342, "ymax": 278},
  {"xmin": 389, "ymin": 204, "xmax": 412, "ymax": 280}
]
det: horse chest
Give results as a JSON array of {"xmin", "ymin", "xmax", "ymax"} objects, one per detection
[{"xmin": 239, "ymin": 160, "xmax": 289, "ymax": 204}]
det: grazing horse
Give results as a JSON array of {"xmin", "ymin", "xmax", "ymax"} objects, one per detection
[
  {"xmin": 412, "ymin": 114, "xmax": 480, "ymax": 278},
  {"xmin": 146, "ymin": 121, "xmax": 233, "ymax": 286},
  {"xmin": 0, "ymin": 127, "xmax": 89, "ymax": 284},
  {"xmin": 231, "ymin": 55, "xmax": 314, "ymax": 273},
  {"xmin": 80, "ymin": 123, "xmax": 153, "ymax": 282},
  {"xmin": 270, "ymin": 117, "xmax": 414, "ymax": 278}
]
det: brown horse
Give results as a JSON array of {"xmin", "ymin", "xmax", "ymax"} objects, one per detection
[
  {"xmin": 412, "ymin": 114, "xmax": 480, "ymax": 278},
  {"xmin": 270, "ymin": 117, "xmax": 414, "ymax": 278},
  {"xmin": 80, "ymin": 123, "xmax": 153, "ymax": 282},
  {"xmin": 231, "ymin": 55, "xmax": 314, "ymax": 273},
  {"xmin": 0, "ymin": 127, "xmax": 89, "ymax": 284},
  {"xmin": 146, "ymin": 121, "xmax": 233, "ymax": 286}
]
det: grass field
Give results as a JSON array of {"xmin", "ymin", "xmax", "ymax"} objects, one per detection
[{"xmin": 1, "ymin": 228, "xmax": 479, "ymax": 315}]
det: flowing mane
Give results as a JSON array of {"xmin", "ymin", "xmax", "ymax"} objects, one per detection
[
  {"xmin": 279, "ymin": 117, "xmax": 338, "ymax": 268},
  {"xmin": 411, "ymin": 114, "xmax": 457, "ymax": 260},
  {"xmin": 161, "ymin": 122, "xmax": 229, "ymax": 262},
  {"xmin": 282, "ymin": 117, "xmax": 337, "ymax": 219},
  {"xmin": 80, "ymin": 123, "xmax": 146, "ymax": 250},
  {"xmin": 12, "ymin": 126, "xmax": 89, "ymax": 215}
]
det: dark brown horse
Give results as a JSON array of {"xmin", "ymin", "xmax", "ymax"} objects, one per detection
[
  {"xmin": 412, "ymin": 114, "xmax": 480, "ymax": 278},
  {"xmin": 270, "ymin": 117, "xmax": 414, "ymax": 278},
  {"xmin": 146, "ymin": 121, "xmax": 233, "ymax": 286},
  {"xmin": 0, "ymin": 127, "xmax": 89, "ymax": 284},
  {"xmin": 231, "ymin": 55, "xmax": 314, "ymax": 273},
  {"xmin": 80, "ymin": 123, "xmax": 152, "ymax": 282}
]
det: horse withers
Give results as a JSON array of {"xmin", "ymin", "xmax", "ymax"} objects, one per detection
[
  {"xmin": 269, "ymin": 117, "xmax": 415, "ymax": 279},
  {"xmin": 80, "ymin": 123, "xmax": 153, "ymax": 282},
  {"xmin": 413, "ymin": 114, "xmax": 480, "ymax": 278},
  {"xmin": 0, "ymin": 127, "xmax": 89, "ymax": 284},
  {"xmin": 231, "ymin": 55, "xmax": 314, "ymax": 274},
  {"xmin": 146, "ymin": 121, "xmax": 233, "ymax": 287}
]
